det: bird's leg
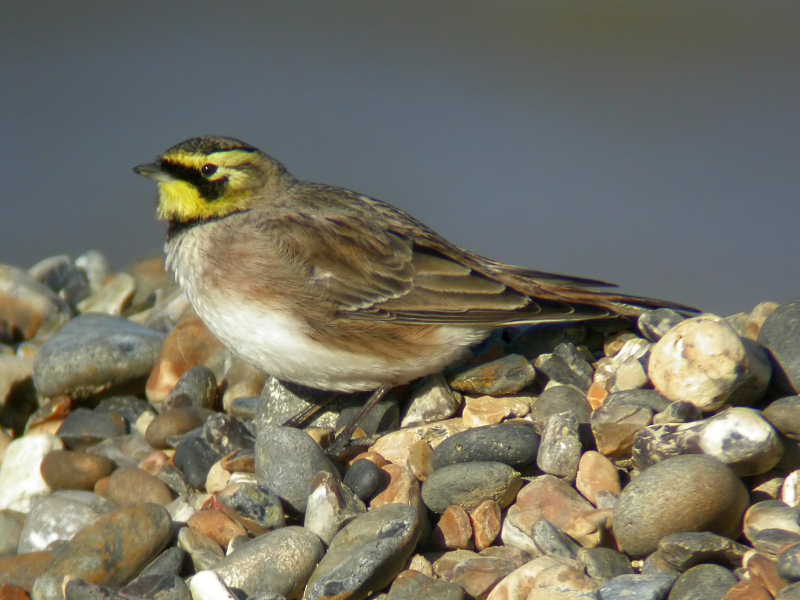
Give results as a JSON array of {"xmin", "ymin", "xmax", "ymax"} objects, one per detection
[
  {"xmin": 282, "ymin": 393, "xmax": 339, "ymax": 428},
  {"xmin": 326, "ymin": 385, "xmax": 390, "ymax": 459}
]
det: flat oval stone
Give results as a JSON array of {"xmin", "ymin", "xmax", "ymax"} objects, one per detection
[
  {"xmin": 613, "ymin": 455, "xmax": 748, "ymax": 557},
  {"xmin": 422, "ymin": 462, "xmax": 522, "ymax": 513},
  {"xmin": 145, "ymin": 407, "xmax": 207, "ymax": 449},
  {"xmin": 33, "ymin": 314, "xmax": 164, "ymax": 399},
  {"xmin": 255, "ymin": 425, "xmax": 339, "ymax": 514},
  {"xmin": 57, "ymin": 408, "xmax": 128, "ymax": 450},
  {"xmin": 344, "ymin": 458, "xmax": 389, "ymax": 502},
  {"xmin": 305, "ymin": 503, "xmax": 422, "ymax": 600},
  {"xmin": 214, "ymin": 525, "xmax": 324, "ymax": 598},
  {"xmin": 40, "ymin": 450, "xmax": 114, "ymax": 491},
  {"xmin": 102, "ymin": 467, "xmax": 174, "ymax": 506},
  {"xmin": 32, "ymin": 503, "xmax": 172, "ymax": 599},
  {"xmin": 432, "ymin": 422, "xmax": 540, "ymax": 469}
]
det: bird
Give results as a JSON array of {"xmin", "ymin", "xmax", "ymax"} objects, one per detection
[{"xmin": 134, "ymin": 135, "xmax": 694, "ymax": 443}]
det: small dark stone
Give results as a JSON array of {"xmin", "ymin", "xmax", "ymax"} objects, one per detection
[
  {"xmin": 166, "ymin": 366, "xmax": 218, "ymax": 410},
  {"xmin": 667, "ymin": 564, "xmax": 736, "ymax": 600},
  {"xmin": 344, "ymin": 459, "xmax": 389, "ymax": 502},
  {"xmin": 58, "ymin": 408, "xmax": 127, "ymax": 450},
  {"xmin": 638, "ymin": 308, "xmax": 686, "ymax": 342},
  {"xmin": 653, "ymin": 402, "xmax": 702, "ymax": 425},
  {"xmin": 421, "ymin": 462, "xmax": 522, "ymax": 513},
  {"xmin": 530, "ymin": 519, "xmax": 580, "ymax": 560},
  {"xmin": 228, "ymin": 396, "xmax": 261, "ymax": 421},
  {"xmin": 530, "ymin": 385, "xmax": 592, "ymax": 428},
  {"xmin": 605, "ymin": 389, "xmax": 672, "ymax": 413},
  {"xmin": 94, "ymin": 395, "xmax": 151, "ymax": 427},
  {"xmin": 146, "ymin": 407, "xmax": 207, "ymax": 450},
  {"xmin": 534, "ymin": 342, "xmax": 593, "ymax": 391},
  {"xmin": 203, "ymin": 412, "xmax": 255, "ymax": 455},
  {"xmin": 174, "ymin": 430, "xmax": 222, "ymax": 490},
  {"xmin": 657, "ymin": 532, "xmax": 749, "ymax": 571},
  {"xmin": 137, "ymin": 547, "xmax": 187, "ymax": 578},
  {"xmin": 337, "ymin": 401, "xmax": 400, "ymax": 435},
  {"xmin": 432, "ymin": 422, "xmax": 540, "ymax": 469},
  {"xmin": 578, "ymin": 547, "xmax": 633, "ymax": 584},
  {"xmin": 217, "ymin": 481, "xmax": 285, "ymax": 533}
]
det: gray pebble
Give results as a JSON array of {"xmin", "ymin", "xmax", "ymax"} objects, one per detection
[
  {"xmin": 217, "ymin": 480, "xmax": 285, "ymax": 533},
  {"xmin": 530, "ymin": 519, "xmax": 580, "ymax": 559},
  {"xmin": 656, "ymin": 531, "xmax": 748, "ymax": 571},
  {"xmin": 537, "ymin": 411, "xmax": 581, "ymax": 480},
  {"xmin": 577, "ymin": 547, "xmax": 633, "ymax": 584},
  {"xmin": 214, "ymin": 526, "xmax": 324, "ymax": 598},
  {"xmin": 422, "ymin": 461, "xmax": 522, "ymax": 513},
  {"xmin": 760, "ymin": 301, "xmax": 800, "ymax": 394},
  {"xmin": 765, "ymin": 396, "xmax": 800, "ymax": 440},
  {"xmin": 605, "ymin": 389, "xmax": 671, "ymax": 413},
  {"xmin": 166, "ymin": 365, "xmax": 218, "ymax": 410},
  {"xmin": 255, "ymin": 425, "xmax": 339, "ymax": 514},
  {"xmin": 598, "ymin": 573, "xmax": 677, "ymax": 600},
  {"xmin": 33, "ymin": 314, "xmax": 164, "ymax": 398},
  {"xmin": 344, "ymin": 459, "xmax": 389, "ymax": 502},
  {"xmin": 530, "ymin": 384, "xmax": 592, "ymax": 429},
  {"xmin": 432, "ymin": 422, "xmax": 540, "ymax": 469},
  {"xmin": 304, "ymin": 504, "xmax": 421, "ymax": 600},
  {"xmin": 137, "ymin": 547, "xmax": 187, "ymax": 579},
  {"xmin": 178, "ymin": 526, "xmax": 224, "ymax": 572},
  {"xmin": 174, "ymin": 430, "xmax": 222, "ymax": 490},
  {"xmin": 638, "ymin": 308, "xmax": 686, "ymax": 342},
  {"xmin": 449, "ymin": 353, "xmax": 536, "ymax": 396},
  {"xmin": 666, "ymin": 564, "xmax": 736, "ymax": 600},
  {"xmin": 337, "ymin": 400, "xmax": 399, "ymax": 435},
  {"xmin": 534, "ymin": 342, "xmax": 593, "ymax": 391},
  {"xmin": 58, "ymin": 408, "xmax": 128, "ymax": 450},
  {"xmin": 120, "ymin": 574, "xmax": 191, "ymax": 600},
  {"xmin": 780, "ymin": 542, "xmax": 800, "ymax": 582},
  {"xmin": 402, "ymin": 373, "xmax": 461, "ymax": 427}
]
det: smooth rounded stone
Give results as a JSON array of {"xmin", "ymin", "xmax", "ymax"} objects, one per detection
[
  {"xmin": 667, "ymin": 564, "xmax": 736, "ymax": 600},
  {"xmin": 58, "ymin": 409, "xmax": 128, "ymax": 450},
  {"xmin": 744, "ymin": 501, "xmax": 800, "ymax": 543},
  {"xmin": 145, "ymin": 312, "xmax": 227, "ymax": 406},
  {"xmin": 604, "ymin": 389, "xmax": 671, "ymax": 414},
  {"xmin": 305, "ymin": 504, "xmax": 421, "ymax": 600},
  {"xmin": 501, "ymin": 475, "xmax": 594, "ymax": 555},
  {"xmin": 387, "ymin": 569, "xmax": 465, "ymax": 600},
  {"xmin": 537, "ymin": 412, "xmax": 581, "ymax": 480},
  {"xmin": 597, "ymin": 573, "xmax": 676, "ymax": 600},
  {"xmin": 174, "ymin": 430, "xmax": 222, "ymax": 490},
  {"xmin": 779, "ymin": 543, "xmax": 800, "ymax": 582},
  {"xmin": 422, "ymin": 462, "xmax": 522, "ymax": 513},
  {"xmin": 189, "ymin": 570, "xmax": 238, "ymax": 600},
  {"xmin": 530, "ymin": 385, "xmax": 592, "ymax": 429},
  {"xmin": 534, "ymin": 342, "xmax": 594, "ymax": 392},
  {"xmin": 432, "ymin": 505, "xmax": 473, "ymax": 550},
  {"xmin": 33, "ymin": 314, "xmax": 164, "ymax": 399},
  {"xmin": 76, "ymin": 272, "xmax": 135, "ymax": 316},
  {"xmin": 614, "ymin": 455, "xmax": 749, "ymax": 557},
  {"xmin": 166, "ymin": 366, "xmax": 218, "ymax": 410},
  {"xmin": 18, "ymin": 491, "xmax": 114, "ymax": 553},
  {"xmin": 178, "ymin": 526, "xmax": 225, "ymax": 572},
  {"xmin": 33, "ymin": 504, "xmax": 172, "ymax": 600},
  {"xmin": 633, "ymin": 408, "xmax": 785, "ymax": 476},
  {"xmin": 102, "ymin": 467, "xmax": 174, "ymax": 506},
  {"xmin": 638, "ymin": 308, "xmax": 686, "ymax": 342},
  {"xmin": 577, "ymin": 548, "xmax": 633, "ymax": 584},
  {"xmin": 653, "ymin": 402, "xmax": 701, "ymax": 425},
  {"xmin": 255, "ymin": 425, "xmax": 339, "ymax": 514},
  {"xmin": 188, "ymin": 510, "xmax": 246, "ymax": 548},
  {"xmin": 29, "ymin": 255, "xmax": 90, "ymax": 308},
  {"xmin": 531, "ymin": 519, "xmax": 580, "ymax": 560},
  {"xmin": 760, "ymin": 301, "xmax": 800, "ymax": 394},
  {"xmin": 576, "ymin": 451, "xmax": 621, "ymax": 506},
  {"xmin": 0, "ymin": 433, "xmax": 63, "ymax": 512},
  {"xmin": 145, "ymin": 407, "xmax": 207, "ymax": 450},
  {"xmin": 40, "ymin": 450, "xmax": 114, "ymax": 491},
  {"xmin": 766, "ymin": 397, "xmax": 800, "ymax": 440},
  {"xmin": 648, "ymin": 315, "xmax": 771, "ymax": 412},
  {"xmin": 0, "ymin": 511, "xmax": 25, "ymax": 557},
  {"xmin": 657, "ymin": 532, "xmax": 749, "ymax": 571},
  {"xmin": 136, "ymin": 547, "xmax": 187, "ymax": 579},
  {"xmin": 448, "ymin": 354, "xmax": 536, "ymax": 396},
  {"xmin": 0, "ymin": 264, "xmax": 69, "ymax": 342},
  {"xmin": 344, "ymin": 459, "xmax": 389, "ymax": 502},
  {"xmin": 214, "ymin": 525, "xmax": 324, "ymax": 598},
  {"xmin": 591, "ymin": 403, "xmax": 652, "ymax": 458},
  {"xmin": 119, "ymin": 574, "xmax": 191, "ymax": 600},
  {"xmin": 216, "ymin": 477, "xmax": 285, "ymax": 534},
  {"xmin": 304, "ymin": 472, "xmax": 365, "ymax": 545},
  {"xmin": 402, "ymin": 374, "xmax": 462, "ymax": 428},
  {"xmin": 93, "ymin": 395, "xmax": 151, "ymax": 428},
  {"xmin": 257, "ymin": 376, "xmax": 351, "ymax": 430},
  {"xmin": 432, "ymin": 422, "xmax": 540, "ymax": 470}
]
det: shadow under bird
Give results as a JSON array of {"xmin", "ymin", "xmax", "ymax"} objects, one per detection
[{"xmin": 134, "ymin": 136, "xmax": 694, "ymax": 446}]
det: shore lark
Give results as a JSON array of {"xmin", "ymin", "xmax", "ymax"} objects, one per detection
[{"xmin": 135, "ymin": 136, "xmax": 693, "ymax": 434}]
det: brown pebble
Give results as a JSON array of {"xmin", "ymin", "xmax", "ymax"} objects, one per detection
[
  {"xmin": 432, "ymin": 505, "xmax": 473, "ymax": 550},
  {"xmin": 470, "ymin": 499, "xmax": 501, "ymax": 550},
  {"xmin": 370, "ymin": 463, "xmax": 421, "ymax": 509},
  {"xmin": 746, "ymin": 552, "xmax": 789, "ymax": 597},
  {"xmin": 0, "ymin": 552, "xmax": 53, "ymax": 592},
  {"xmin": 575, "ymin": 451, "xmax": 621, "ymax": 506},
  {"xmin": 348, "ymin": 451, "xmax": 388, "ymax": 468},
  {"xmin": 407, "ymin": 439, "xmax": 434, "ymax": 482},
  {"xmin": 101, "ymin": 467, "xmax": 174, "ymax": 506},
  {"xmin": 0, "ymin": 583, "xmax": 30, "ymax": 600},
  {"xmin": 145, "ymin": 406, "xmax": 206, "ymax": 449},
  {"xmin": 187, "ymin": 509, "xmax": 247, "ymax": 548},
  {"xmin": 40, "ymin": 450, "xmax": 114, "ymax": 491},
  {"xmin": 724, "ymin": 578, "xmax": 772, "ymax": 600}
]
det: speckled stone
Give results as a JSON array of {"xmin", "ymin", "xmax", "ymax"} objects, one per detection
[
  {"xmin": 402, "ymin": 374, "xmax": 462, "ymax": 427},
  {"xmin": 614, "ymin": 455, "xmax": 749, "ymax": 557},
  {"xmin": 537, "ymin": 411, "xmax": 582, "ymax": 480},
  {"xmin": 449, "ymin": 354, "xmax": 536, "ymax": 396},
  {"xmin": 33, "ymin": 314, "xmax": 164, "ymax": 399},
  {"xmin": 304, "ymin": 504, "xmax": 422, "ymax": 600},
  {"xmin": 534, "ymin": 342, "xmax": 594, "ymax": 391},
  {"xmin": 422, "ymin": 462, "xmax": 522, "ymax": 513},
  {"xmin": 304, "ymin": 471, "xmax": 365, "ymax": 544},
  {"xmin": 432, "ymin": 422, "xmax": 540, "ymax": 469}
]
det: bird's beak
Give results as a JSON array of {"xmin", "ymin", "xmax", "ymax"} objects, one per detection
[{"xmin": 133, "ymin": 162, "xmax": 172, "ymax": 182}]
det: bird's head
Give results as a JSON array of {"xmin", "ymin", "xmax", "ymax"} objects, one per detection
[{"xmin": 134, "ymin": 136, "xmax": 293, "ymax": 223}]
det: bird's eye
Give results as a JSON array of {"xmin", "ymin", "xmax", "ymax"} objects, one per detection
[{"xmin": 200, "ymin": 163, "xmax": 218, "ymax": 177}]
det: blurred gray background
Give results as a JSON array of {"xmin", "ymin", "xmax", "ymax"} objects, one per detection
[{"xmin": 2, "ymin": 2, "xmax": 798, "ymax": 316}]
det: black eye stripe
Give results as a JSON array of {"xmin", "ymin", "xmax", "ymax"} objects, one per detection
[{"xmin": 160, "ymin": 159, "xmax": 227, "ymax": 201}]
